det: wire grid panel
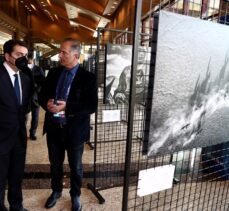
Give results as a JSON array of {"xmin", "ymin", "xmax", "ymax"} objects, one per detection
[
  {"xmin": 127, "ymin": 148, "xmax": 229, "ymax": 211},
  {"xmin": 93, "ymin": 29, "xmax": 151, "ymax": 190},
  {"xmin": 95, "ymin": 94, "xmax": 146, "ymax": 189},
  {"xmin": 126, "ymin": 0, "xmax": 229, "ymax": 210}
]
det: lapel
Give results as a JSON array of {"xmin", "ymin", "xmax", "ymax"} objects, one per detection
[
  {"xmin": 71, "ymin": 66, "xmax": 82, "ymax": 86},
  {"xmin": 66, "ymin": 66, "xmax": 82, "ymax": 101},
  {"xmin": 20, "ymin": 72, "xmax": 27, "ymax": 105},
  {"xmin": 0, "ymin": 65, "xmax": 18, "ymax": 104}
]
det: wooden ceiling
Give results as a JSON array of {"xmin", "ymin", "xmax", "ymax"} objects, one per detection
[
  {"xmin": 21, "ymin": 0, "xmax": 118, "ymax": 45},
  {"xmin": 0, "ymin": 0, "xmax": 159, "ymax": 48}
]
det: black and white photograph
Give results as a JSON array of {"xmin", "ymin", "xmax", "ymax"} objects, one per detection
[
  {"xmin": 105, "ymin": 43, "xmax": 150, "ymax": 104},
  {"xmin": 148, "ymin": 11, "xmax": 229, "ymax": 156}
]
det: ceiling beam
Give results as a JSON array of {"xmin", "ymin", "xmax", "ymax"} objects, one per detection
[
  {"xmin": 0, "ymin": 10, "xmax": 28, "ymax": 34},
  {"xmin": 66, "ymin": 0, "xmax": 105, "ymax": 15},
  {"xmin": 65, "ymin": 1, "xmax": 110, "ymax": 22}
]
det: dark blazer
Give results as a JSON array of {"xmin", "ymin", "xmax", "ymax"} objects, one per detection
[
  {"xmin": 0, "ymin": 64, "xmax": 32, "ymax": 154},
  {"xmin": 31, "ymin": 65, "xmax": 45, "ymax": 108},
  {"xmin": 39, "ymin": 65, "xmax": 98, "ymax": 147}
]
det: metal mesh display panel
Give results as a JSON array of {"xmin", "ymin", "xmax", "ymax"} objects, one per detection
[
  {"xmin": 126, "ymin": 148, "xmax": 229, "ymax": 210},
  {"xmin": 93, "ymin": 81, "xmax": 147, "ymax": 190},
  {"xmin": 124, "ymin": 0, "xmax": 229, "ymax": 210},
  {"xmin": 87, "ymin": 26, "xmax": 152, "ymax": 203},
  {"xmin": 88, "ymin": 0, "xmax": 229, "ymax": 209}
]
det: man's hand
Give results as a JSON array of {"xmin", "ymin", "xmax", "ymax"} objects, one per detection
[{"xmin": 47, "ymin": 99, "xmax": 66, "ymax": 113}]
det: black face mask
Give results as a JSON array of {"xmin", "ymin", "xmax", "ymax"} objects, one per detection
[{"xmin": 15, "ymin": 56, "xmax": 28, "ymax": 71}]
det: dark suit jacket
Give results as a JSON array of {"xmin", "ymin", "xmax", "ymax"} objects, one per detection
[
  {"xmin": 0, "ymin": 64, "xmax": 32, "ymax": 154},
  {"xmin": 31, "ymin": 65, "xmax": 45, "ymax": 108},
  {"xmin": 39, "ymin": 65, "xmax": 98, "ymax": 147}
]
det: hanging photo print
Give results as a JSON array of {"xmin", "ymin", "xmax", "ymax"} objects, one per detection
[
  {"xmin": 104, "ymin": 43, "xmax": 151, "ymax": 104},
  {"xmin": 147, "ymin": 11, "xmax": 229, "ymax": 156}
]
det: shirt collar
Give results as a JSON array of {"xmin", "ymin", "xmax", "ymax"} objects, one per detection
[
  {"xmin": 65, "ymin": 63, "xmax": 79, "ymax": 76},
  {"xmin": 3, "ymin": 61, "xmax": 19, "ymax": 77}
]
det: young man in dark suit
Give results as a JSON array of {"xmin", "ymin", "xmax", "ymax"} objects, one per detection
[
  {"xmin": 0, "ymin": 40, "xmax": 32, "ymax": 211},
  {"xmin": 39, "ymin": 38, "xmax": 98, "ymax": 211},
  {"xmin": 27, "ymin": 55, "xmax": 45, "ymax": 140}
]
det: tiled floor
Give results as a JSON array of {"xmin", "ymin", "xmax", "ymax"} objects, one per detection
[
  {"xmin": 5, "ymin": 188, "xmax": 122, "ymax": 211},
  {"xmin": 4, "ymin": 109, "xmax": 122, "ymax": 211},
  {"xmin": 5, "ymin": 109, "xmax": 229, "ymax": 211}
]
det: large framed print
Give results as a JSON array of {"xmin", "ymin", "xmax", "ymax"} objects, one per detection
[
  {"xmin": 148, "ymin": 11, "xmax": 229, "ymax": 156},
  {"xmin": 104, "ymin": 43, "xmax": 151, "ymax": 104}
]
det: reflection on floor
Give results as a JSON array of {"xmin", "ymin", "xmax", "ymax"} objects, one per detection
[{"xmin": 6, "ymin": 109, "xmax": 122, "ymax": 211}]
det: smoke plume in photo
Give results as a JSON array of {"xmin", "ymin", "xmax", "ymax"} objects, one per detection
[{"xmin": 148, "ymin": 11, "xmax": 229, "ymax": 156}]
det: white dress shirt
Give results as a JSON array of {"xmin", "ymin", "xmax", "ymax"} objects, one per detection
[{"xmin": 3, "ymin": 61, "xmax": 22, "ymax": 104}]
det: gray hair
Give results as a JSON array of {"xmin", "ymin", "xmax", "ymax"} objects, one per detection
[{"xmin": 64, "ymin": 38, "xmax": 81, "ymax": 57}]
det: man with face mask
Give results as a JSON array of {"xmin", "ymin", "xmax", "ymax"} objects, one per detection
[{"xmin": 0, "ymin": 39, "xmax": 32, "ymax": 211}]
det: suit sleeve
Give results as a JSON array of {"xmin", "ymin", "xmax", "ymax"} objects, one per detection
[{"xmin": 38, "ymin": 69, "xmax": 55, "ymax": 111}]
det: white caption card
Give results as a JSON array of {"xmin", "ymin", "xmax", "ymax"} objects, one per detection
[
  {"xmin": 137, "ymin": 165, "xmax": 175, "ymax": 197},
  {"xmin": 102, "ymin": 110, "xmax": 121, "ymax": 122}
]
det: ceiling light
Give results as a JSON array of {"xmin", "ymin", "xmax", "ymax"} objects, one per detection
[
  {"xmin": 54, "ymin": 14, "xmax": 58, "ymax": 20},
  {"xmin": 93, "ymin": 31, "xmax": 102, "ymax": 38},
  {"xmin": 30, "ymin": 4, "xmax": 37, "ymax": 10},
  {"xmin": 65, "ymin": 4, "xmax": 79, "ymax": 19},
  {"xmin": 103, "ymin": 0, "xmax": 121, "ymax": 15},
  {"xmin": 97, "ymin": 18, "xmax": 109, "ymax": 28},
  {"xmin": 70, "ymin": 21, "xmax": 78, "ymax": 26},
  {"xmin": 47, "ymin": 0, "xmax": 51, "ymax": 6},
  {"xmin": 93, "ymin": 31, "xmax": 97, "ymax": 38}
]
